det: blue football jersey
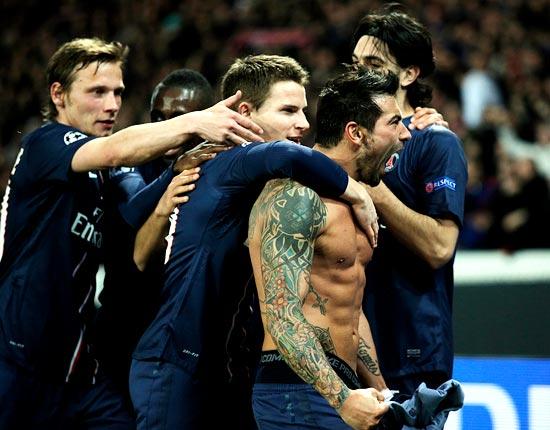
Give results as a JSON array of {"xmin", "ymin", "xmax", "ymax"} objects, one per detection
[
  {"xmin": 364, "ymin": 117, "xmax": 468, "ymax": 379},
  {"xmin": 0, "ymin": 122, "xmax": 104, "ymax": 381}
]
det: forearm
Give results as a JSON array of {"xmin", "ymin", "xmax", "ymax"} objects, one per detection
[
  {"xmin": 267, "ymin": 308, "xmax": 350, "ymax": 410},
  {"xmin": 133, "ymin": 211, "xmax": 169, "ymax": 272},
  {"xmin": 72, "ymin": 114, "xmax": 199, "ymax": 172},
  {"xmin": 101, "ymin": 116, "xmax": 196, "ymax": 167},
  {"xmin": 357, "ymin": 314, "xmax": 386, "ymax": 390},
  {"xmin": 120, "ymin": 167, "xmax": 175, "ymax": 229},
  {"xmin": 369, "ymin": 182, "xmax": 458, "ymax": 268}
]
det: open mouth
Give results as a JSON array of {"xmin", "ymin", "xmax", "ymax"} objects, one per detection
[{"xmin": 287, "ymin": 136, "xmax": 302, "ymax": 144}]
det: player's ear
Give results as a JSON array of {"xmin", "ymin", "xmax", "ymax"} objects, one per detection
[
  {"xmin": 237, "ymin": 101, "xmax": 254, "ymax": 117},
  {"xmin": 400, "ymin": 65, "xmax": 420, "ymax": 88},
  {"xmin": 344, "ymin": 121, "xmax": 364, "ymax": 150},
  {"xmin": 50, "ymin": 82, "xmax": 65, "ymax": 109}
]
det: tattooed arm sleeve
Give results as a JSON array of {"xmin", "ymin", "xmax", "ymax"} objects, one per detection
[
  {"xmin": 258, "ymin": 180, "xmax": 351, "ymax": 411},
  {"xmin": 356, "ymin": 312, "xmax": 387, "ymax": 390}
]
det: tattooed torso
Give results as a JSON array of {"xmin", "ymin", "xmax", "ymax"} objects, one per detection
[{"xmin": 248, "ymin": 178, "xmax": 375, "ymax": 408}]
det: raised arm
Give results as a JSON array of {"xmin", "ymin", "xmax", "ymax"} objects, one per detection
[
  {"xmin": 71, "ymin": 91, "xmax": 263, "ymax": 172},
  {"xmin": 254, "ymin": 180, "xmax": 386, "ymax": 429},
  {"xmin": 367, "ymin": 181, "xmax": 459, "ymax": 269},
  {"xmin": 119, "ymin": 142, "xmax": 228, "ymax": 230},
  {"xmin": 133, "ymin": 168, "xmax": 200, "ymax": 271},
  {"xmin": 366, "ymin": 129, "xmax": 466, "ymax": 269}
]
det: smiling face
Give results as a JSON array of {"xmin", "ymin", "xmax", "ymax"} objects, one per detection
[
  {"xmin": 247, "ymin": 80, "xmax": 310, "ymax": 143},
  {"xmin": 54, "ymin": 61, "xmax": 124, "ymax": 137},
  {"xmin": 356, "ymin": 94, "xmax": 410, "ymax": 185}
]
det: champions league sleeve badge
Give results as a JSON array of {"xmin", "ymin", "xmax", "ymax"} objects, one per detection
[
  {"xmin": 425, "ymin": 176, "xmax": 457, "ymax": 193},
  {"xmin": 63, "ymin": 131, "xmax": 88, "ymax": 145}
]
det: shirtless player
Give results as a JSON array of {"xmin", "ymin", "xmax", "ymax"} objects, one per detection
[{"xmin": 248, "ymin": 68, "xmax": 411, "ymax": 430}]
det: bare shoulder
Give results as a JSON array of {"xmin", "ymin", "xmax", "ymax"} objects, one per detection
[{"xmin": 250, "ymin": 179, "xmax": 327, "ymax": 240}]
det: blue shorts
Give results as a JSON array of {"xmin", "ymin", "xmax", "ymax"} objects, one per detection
[
  {"xmin": 130, "ymin": 357, "xmax": 257, "ymax": 430},
  {"xmin": 253, "ymin": 383, "xmax": 352, "ymax": 430},
  {"xmin": 129, "ymin": 359, "xmax": 209, "ymax": 430},
  {"xmin": 252, "ymin": 351, "xmax": 359, "ymax": 430},
  {"xmin": 0, "ymin": 357, "xmax": 134, "ymax": 430}
]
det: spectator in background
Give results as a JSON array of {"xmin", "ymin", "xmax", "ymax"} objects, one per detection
[
  {"xmin": 487, "ymin": 152, "xmax": 550, "ymax": 251},
  {"xmin": 460, "ymin": 46, "xmax": 504, "ymax": 129}
]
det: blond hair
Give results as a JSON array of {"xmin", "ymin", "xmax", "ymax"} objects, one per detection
[{"xmin": 42, "ymin": 37, "xmax": 129, "ymax": 120}]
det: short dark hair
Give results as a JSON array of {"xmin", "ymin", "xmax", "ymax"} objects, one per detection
[
  {"xmin": 352, "ymin": 4, "xmax": 435, "ymax": 107},
  {"xmin": 42, "ymin": 37, "xmax": 129, "ymax": 120},
  {"xmin": 220, "ymin": 55, "xmax": 309, "ymax": 109},
  {"xmin": 150, "ymin": 68, "xmax": 214, "ymax": 110},
  {"xmin": 316, "ymin": 67, "xmax": 399, "ymax": 148}
]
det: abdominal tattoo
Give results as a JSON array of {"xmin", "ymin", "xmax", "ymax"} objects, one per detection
[{"xmin": 307, "ymin": 286, "xmax": 329, "ymax": 315}]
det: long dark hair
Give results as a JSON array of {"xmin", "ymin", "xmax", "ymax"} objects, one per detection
[{"xmin": 352, "ymin": 3, "xmax": 435, "ymax": 108}]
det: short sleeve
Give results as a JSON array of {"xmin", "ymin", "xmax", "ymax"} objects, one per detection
[
  {"xmin": 23, "ymin": 124, "xmax": 95, "ymax": 184},
  {"xmin": 416, "ymin": 127, "xmax": 468, "ymax": 227}
]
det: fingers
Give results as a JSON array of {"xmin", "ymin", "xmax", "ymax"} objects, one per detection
[
  {"xmin": 197, "ymin": 153, "xmax": 218, "ymax": 162},
  {"xmin": 219, "ymin": 91, "xmax": 263, "ymax": 140},
  {"xmin": 221, "ymin": 90, "xmax": 243, "ymax": 108},
  {"xmin": 365, "ymin": 225, "xmax": 377, "ymax": 249},
  {"xmin": 372, "ymin": 389, "xmax": 385, "ymax": 402},
  {"xmin": 171, "ymin": 183, "xmax": 196, "ymax": 196},
  {"xmin": 377, "ymin": 401, "xmax": 390, "ymax": 415},
  {"xmin": 409, "ymin": 107, "xmax": 448, "ymax": 130},
  {"xmin": 371, "ymin": 220, "xmax": 379, "ymax": 248},
  {"xmin": 200, "ymin": 144, "xmax": 231, "ymax": 154},
  {"xmin": 230, "ymin": 117, "xmax": 264, "ymax": 143},
  {"xmin": 179, "ymin": 167, "xmax": 200, "ymax": 176}
]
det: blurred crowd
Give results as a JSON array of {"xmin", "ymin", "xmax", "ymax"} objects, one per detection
[{"xmin": 1, "ymin": 0, "xmax": 549, "ymax": 251}]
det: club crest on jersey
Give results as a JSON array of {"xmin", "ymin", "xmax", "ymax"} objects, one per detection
[
  {"xmin": 384, "ymin": 152, "xmax": 399, "ymax": 172},
  {"xmin": 64, "ymin": 131, "xmax": 88, "ymax": 145},
  {"xmin": 425, "ymin": 176, "xmax": 456, "ymax": 193}
]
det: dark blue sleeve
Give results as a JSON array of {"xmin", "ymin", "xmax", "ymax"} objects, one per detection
[
  {"xmin": 417, "ymin": 127, "xmax": 468, "ymax": 227},
  {"xmin": 23, "ymin": 123, "xmax": 94, "ymax": 185},
  {"xmin": 118, "ymin": 165, "xmax": 175, "ymax": 229},
  {"xmin": 230, "ymin": 141, "xmax": 348, "ymax": 198},
  {"xmin": 109, "ymin": 167, "xmax": 147, "ymax": 205}
]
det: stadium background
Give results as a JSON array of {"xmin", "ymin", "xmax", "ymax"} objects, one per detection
[{"xmin": 1, "ymin": 1, "xmax": 548, "ymax": 428}]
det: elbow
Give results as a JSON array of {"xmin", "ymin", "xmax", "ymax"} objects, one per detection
[
  {"xmin": 425, "ymin": 242, "xmax": 454, "ymax": 269},
  {"xmin": 133, "ymin": 251, "xmax": 147, "ymax": 272},
  {"xmin": 109, "ymin": 149, "xmax": 140, "ymax": 168},
  {"xmin": 101, "ymin": 146, "xmax": 128, "ymax": 168},
  {"xmin": 104, "ymin": 142, "xmax": 148, "ymax": 168}
]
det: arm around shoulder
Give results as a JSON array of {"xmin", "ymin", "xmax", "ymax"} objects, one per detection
[{"xmin": 367, "ymin": 181, "xmax": 459, "ymax": 269}]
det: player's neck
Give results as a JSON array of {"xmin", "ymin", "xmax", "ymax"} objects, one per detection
[
  {"xmin": 313, "ymin": 144, "xmax": 357, "ymax": 179},
  {"xmin": 397, "ymin": 89, "xmax": 415, "ymax": 118}
]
